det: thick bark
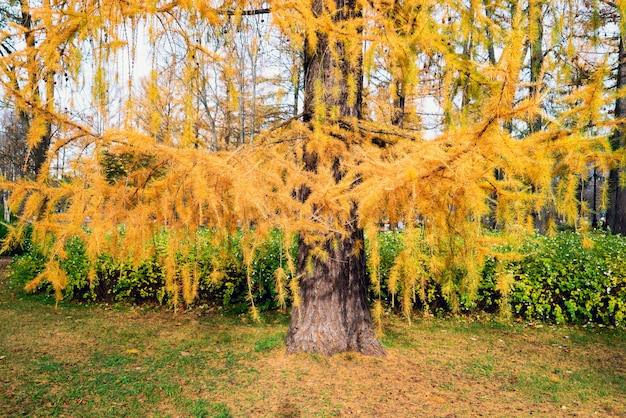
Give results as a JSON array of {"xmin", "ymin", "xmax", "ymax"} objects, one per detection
[
  {"xmin": 606, "ymin": 35, "xmax": 626, "ymax": 234},
  {"xmin": 285, "ymin": 208, "xmax": 385, "ymax": 357},
  {"xmin": 286, "ymin": 0, "xmax": 384, "ymax": 356},
  {"xmin": 286, "ymin": 148, "xmax": 384, "ymax": 356}
]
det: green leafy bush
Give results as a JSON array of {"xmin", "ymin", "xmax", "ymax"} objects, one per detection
[
  {"xmin": 8, "ymin": 236, "xmax": 92, "ymax": 300},
  {"xmin": 58, "ymin": 237, "xmax": 92, "ymax": 301},
  {"xmin": 7, "ymin": 228, "xmax": 298, "ymax": 310},
  {"xmin": 113, "ymin": 257, "xmax": 167, "ymax": 304},
  {"xmin": 369, "ymin": 230, "xmax": 625, "ymax": 326},
  {"xmin": 507, "ymin": 232, "xmax": 626, "ymax": 326},
  {"xmin": 195, "ymin": 228, "xmax": 297, "ymax": 312},
  {"xmin": 369, "ymin": 229, "xmax": 487, "ymax": 316},
  {"xmin": 194, "ymin": 231, "xmax": 249, "ymax": 310},
  {"xmin": 7, "ymin": 243, "xmax": 47, "ymax": 293}
]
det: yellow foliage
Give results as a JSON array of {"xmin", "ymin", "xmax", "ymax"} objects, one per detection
[{"xmin": 0, "ymin": 0, "xmax": 619, "ymax": 321}]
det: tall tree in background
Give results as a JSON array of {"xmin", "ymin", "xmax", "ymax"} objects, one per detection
[
  {"xmin": 0, "ymin": 0, "xmax": 617, "ymax": 356},
  {"xmin": 0, "ymin": 113, "xmax": 28, "ymax": 221},
  {"xmin": 606, "ymin": 1, "xmax": 626, "ymax": 233},
  {"xmin": 1, "ymin": 0, "xmax": 57, "ymax": 176}
]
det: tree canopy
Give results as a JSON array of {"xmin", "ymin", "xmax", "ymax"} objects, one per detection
[{"xmin": 1, "ymin": 0, "xmax": 623, "ymax": 355}]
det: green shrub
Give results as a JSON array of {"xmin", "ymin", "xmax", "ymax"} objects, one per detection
[
  {"xmin": 508, "ymin": 232, "xmax": 626, "ymax": 326},
  {"xmin": 58, "ymin": 237, "xmax": 93, "ymax": 301},
  {"xmin": 194, "ymin": 228, "xmax": 297, "ymax": 311},
  {"xmin": 249, "ymin": 229, "xmax": 298, "ymax": 311},
  {"xmin": 6, "ymin": 228, "xmax": 298, "ymax": 308},
  {"xmin": 366, "ymin": 230, "xmax": 405, "ymax": 304},
  {"xmin": 369, "ymin": 229, "xmax": 486, "ymax": 316},
  {"xmin": 369, "ymin": 230, "xmax": 626, "ymax": 326},
  {"xmin": 7, "ymin": 244, "xmax": 47, "ymax": 293},
  {"xmin": 112, "ymin": 257, "xmax": 167, "ymax": 304},
  {"xmin": 8, "ymin": 236, "xmax": 93, "ymax": 300}
]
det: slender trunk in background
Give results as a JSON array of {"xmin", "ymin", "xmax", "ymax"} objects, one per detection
[{"xmin": 606, "ymin": 35, "xmax": 626, "ymax": 233}]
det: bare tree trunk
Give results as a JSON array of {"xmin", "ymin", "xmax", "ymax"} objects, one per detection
[
  {"xmin": 528, "ymin": 1, "xmax": 550, "ymax": 232},
  {"xmin": 392, "ymin": 80, "xmax": 405, "ymax": 128},
  {"xmin": 29, "ymin": 118, "xmax": 52, "ymax": 177},
  {"xmin": 285, "ymin": 0, "xmax": 384, "ymax": 357},
  {"xmin": 529, "ymin": 0, "xmax": 544, "ymax": 135}
]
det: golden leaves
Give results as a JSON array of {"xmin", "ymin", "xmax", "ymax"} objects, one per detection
[
  {"xmin": 26, "ymin": 259, "xmax": 67, "ymax": 304},
  {"xmin": 0, "ymin": 0, "xmax": 619, "ymax": 320}
]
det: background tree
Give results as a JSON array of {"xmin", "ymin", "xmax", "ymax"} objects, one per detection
[
  {"xmin": 606, "ymin": 0, "xmax": 626, "ymax": 233},
  {"xmin": 0, "ymin": 113, "xmax": 28, "ymax": 221},
  {"xmin": 0, "ymin": 0, "xmax": 61, "ymax": 176}
]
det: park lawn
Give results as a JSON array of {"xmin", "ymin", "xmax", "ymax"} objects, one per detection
[{"xmin": 0, "ymin": 262, "xmax": 624, "ymax": 417}]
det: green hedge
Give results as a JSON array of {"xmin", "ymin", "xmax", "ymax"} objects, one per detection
[
  {"xmin": 506, "ymin": 232, "xmax": 626, "ymax": 326},
  {"xmin": 6, "ymin": 229, "xmax": 626, "ymax": 326}
]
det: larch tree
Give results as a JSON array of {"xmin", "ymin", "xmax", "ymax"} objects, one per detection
[
  {"xmin": 282, "ymin": 0, "xmax": 385, "ymax": 356},
  {"xmin": 0, "ymin": 0, "xmax": 617, "ymax": 356}
]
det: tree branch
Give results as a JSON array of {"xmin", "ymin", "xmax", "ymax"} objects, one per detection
[
  {"xmin": 217, "ymin": 8, "xmax": 271, "ymax": 16},
  {"xmin": 156, "ymin": 1, "xmax": 271, "ymax": 16}
]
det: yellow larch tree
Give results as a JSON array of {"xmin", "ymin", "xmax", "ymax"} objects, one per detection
[{"xmin": 0, "ymin": 0, "xmax": 618, "ymax": 356}]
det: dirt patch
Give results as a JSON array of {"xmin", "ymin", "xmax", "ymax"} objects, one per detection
[
  {"xmin": 236, "ymin": 350, "xmax": 555, "ymax": 417},
  {"xmin": 0, "ymin": 257, "xmax": 12, "ymax": 285}
]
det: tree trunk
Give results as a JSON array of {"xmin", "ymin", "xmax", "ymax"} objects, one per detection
[
  {"xmin": 606, "ymin": 34, "xmax": 626, "ymax": 233},
  {"xmin": 301, "ymin": 0, "xmax": 362, "ymax": 122},
  {"xmin": 29, "ymin": 122, "xmax": 52, "ymax": 177},
  {"xmin": 285, "ymin": 206, "xmax": 385, "ymax": 357},
  {"xmin": 528, "ymin": 1, "xmax": 551, "ymax": 232},
  {"xmin": 392, "ymin": 80, "xmax": 405, "ymax": 128},
  {"xmin": 528, "ymin": 0, "xmax": 543, "ymax": 135},
  {"xmin": 285, "ymin": 0, "xmax": 385, "ymax": 356}
]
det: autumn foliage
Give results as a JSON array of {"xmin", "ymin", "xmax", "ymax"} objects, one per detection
[{"xmin": 1, "ymin": 0, "xmax": 623, "ymax": 349}]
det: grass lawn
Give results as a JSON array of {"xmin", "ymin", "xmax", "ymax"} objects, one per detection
[{"xmin": 1, "ymin": 259, "xmax": 624, "ymax": 417}]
